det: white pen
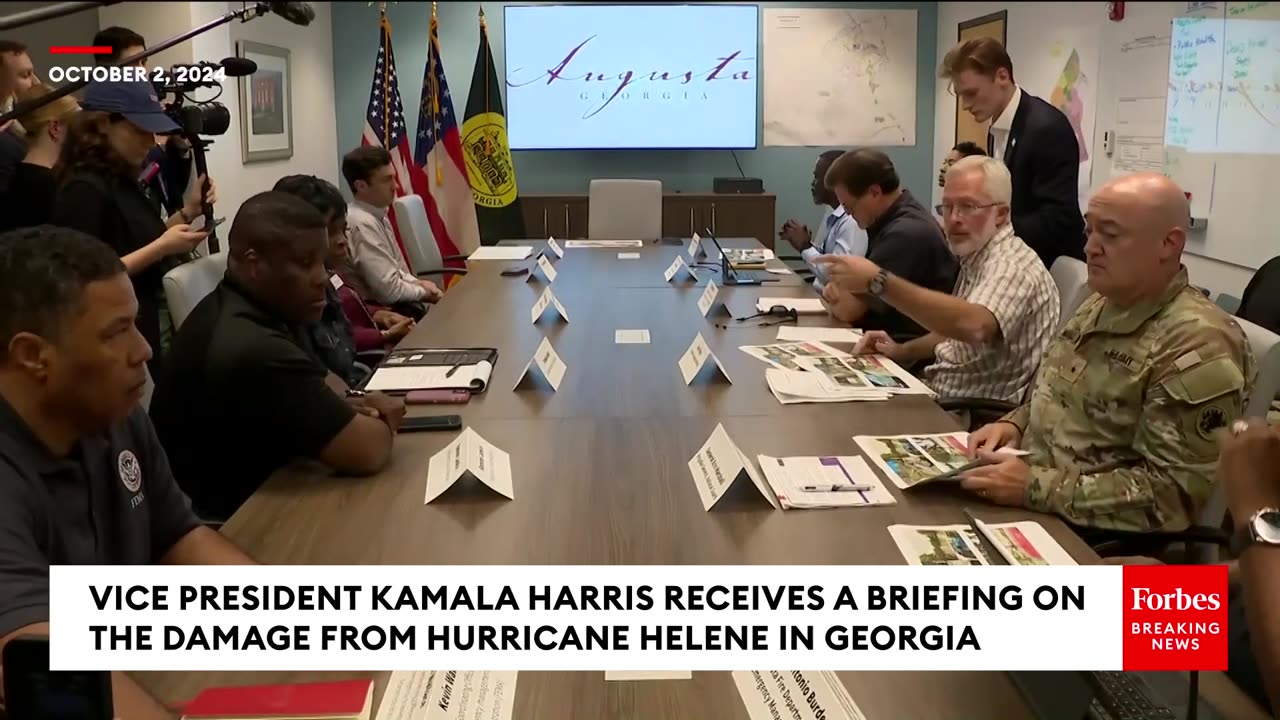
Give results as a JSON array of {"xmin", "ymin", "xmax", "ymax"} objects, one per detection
[{"xmin": 801, "ymin": 484, "xmax": 871, "ymax": 493}]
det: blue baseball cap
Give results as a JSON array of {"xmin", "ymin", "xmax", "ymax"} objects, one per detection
[{"xmin": 80, "ymin": 79, "xmax": 180, "ymax": 134}]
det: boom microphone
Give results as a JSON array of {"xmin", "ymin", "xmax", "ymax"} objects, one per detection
[
  {"xmin": 268, "ymin": 1, "xmax": 315, "ymax": 26},
  {"xmin": 219, "ymin": 57, "xmax": 258, "ymax": 76}
]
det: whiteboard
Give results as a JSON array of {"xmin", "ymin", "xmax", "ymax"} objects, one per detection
[{"xmin": 1095, "ymin": 1, "xmax": 1280, "ymax": 271}]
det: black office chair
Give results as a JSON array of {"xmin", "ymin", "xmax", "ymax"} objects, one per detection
[{"xmin": 1237, "ymin": 254, "xmax": 1280, "ymax": 335}]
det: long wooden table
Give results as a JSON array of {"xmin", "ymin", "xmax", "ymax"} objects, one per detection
[{"xmin": 136, "ymin": 237, "xmax": 1103, "ymax": 718}]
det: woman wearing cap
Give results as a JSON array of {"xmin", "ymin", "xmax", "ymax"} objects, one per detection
[
  {"xmin": 0, "ymin": 82, "xmax": 79, "ymax": 233},
  {"xmin": 50, "ymin": 79, "xmax": 216, "ymax": 377}
]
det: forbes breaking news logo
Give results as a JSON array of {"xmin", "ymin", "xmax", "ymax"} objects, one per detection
[{"xmin": 1122, "ymin": 564, "xmax": 1228, "ymax": 671}]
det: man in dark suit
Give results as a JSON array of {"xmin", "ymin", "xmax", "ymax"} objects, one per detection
[{"xmin": 940, "ymin": 37, "xmax": 1086, "ymax": 269}]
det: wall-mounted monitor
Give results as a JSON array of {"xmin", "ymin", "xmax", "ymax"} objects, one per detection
[{"xmin": 504, "ymin": 4, "xmax": 759, "ymax": 151}]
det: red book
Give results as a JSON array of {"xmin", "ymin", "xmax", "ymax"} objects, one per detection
[{"xmin": 180, "ymin": 679, "xmax": 374, "ymax": 720}]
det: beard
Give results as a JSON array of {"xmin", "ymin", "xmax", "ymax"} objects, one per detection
[{"xmin": 947, "ymin": 217, "xmax": 998, "ymax": 258}]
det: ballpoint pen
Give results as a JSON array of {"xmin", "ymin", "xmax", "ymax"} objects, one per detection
[
  {"xmin": 801, "ymin": 484, "xmax": 872, "ymax": 492},
  {"xmin": 444, "ymin": 362, "xmax": 463, "ymax": 378}
]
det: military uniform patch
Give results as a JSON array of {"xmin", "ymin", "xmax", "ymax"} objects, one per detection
[{"xmin": 1196, "ymin": 405, "xmax": 1228, "ymax": 440}]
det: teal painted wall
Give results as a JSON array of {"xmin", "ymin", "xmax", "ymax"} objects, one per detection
[{"xmin": 331, "ymin": 1, "xmax": 939, "ymax": 246}]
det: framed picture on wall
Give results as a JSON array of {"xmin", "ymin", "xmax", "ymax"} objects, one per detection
[
  {"xmin": 237, "ymin": 40, "xmax": 293, "ymax": 163},
  {"xmin": 953, "ymin": 10, "xmax": 1007, "ymax": 150}
]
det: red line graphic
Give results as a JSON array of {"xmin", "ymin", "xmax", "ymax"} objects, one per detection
[{"xmin": 49, "ymin": 46, "xmax": 110, "ymax": 55}]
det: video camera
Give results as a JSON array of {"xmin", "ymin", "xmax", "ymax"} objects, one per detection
[{"xmin": 152, "ymin": 58, "xmax": 255, "ymax": 137}]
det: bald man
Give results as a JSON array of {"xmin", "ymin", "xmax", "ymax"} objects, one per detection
[
  {"xmin": 960, "ymin": 172, "xmax": 1255, "ymax": 535},
  {"xmin": 150, "ymin": 191, "xmax": 405, "ymax": 521}
]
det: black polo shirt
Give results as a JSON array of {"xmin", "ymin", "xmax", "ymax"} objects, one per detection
[
  {"xmin": 149, "ymin": 276, "xmax": 357, "ymax": 520},
  {"xmin": 0, "ymin": 397, "xmax": 200, "ymax": 639},
  {"xmin": 860, "ymin": 189, "xmax": 959, "ymax": 341}
]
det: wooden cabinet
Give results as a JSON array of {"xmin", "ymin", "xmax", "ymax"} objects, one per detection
[{"xmin": 520, "ymin": 192, "xmax": 777, "ymax": 250}]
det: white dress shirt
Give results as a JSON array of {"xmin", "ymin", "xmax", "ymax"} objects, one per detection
[
  {"xmin": 800, "ymin": 205, "xmax": 868, "ymax": 292},
  {"xmin": 346, "ymin": 199, "xmax": 427, "ymax": 305},
  {"xmin": 988, "ymin": 85, "xmax": 1022, "ymax": 162}
]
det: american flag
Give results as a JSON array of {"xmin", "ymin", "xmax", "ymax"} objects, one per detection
[
  {"xmin": 413, "ymin": 8, "xmax": 480, "ymax": 265},
  {"xmin": 359, "ymin": 12, "xmax": 413, "ymax": 267}
]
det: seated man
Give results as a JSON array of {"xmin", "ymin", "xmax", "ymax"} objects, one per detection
[
  {"xmin": 962, "ymin": 172, "xmax": 1254, "ymax": 534},
  {"xmin": 937, "ymin": 141, "xmax": 986, "ymax": 189},
  {"xmin": 273, "ymin": 175, "xmax": 415, "ymax": 387},
  {"xmin": 342, "ymin": 146, "xmax": 441, "ymax": 319},
  {"xmin": 150, "ymin": 192, "xmax": 406, "ymax": 521},
  {"xmin": 817, "ymin": 148, "xmax": 959, "ymax": 343},
  {"xmin": 0, "ymin": 225, "xmax": 254, "ymax": 720},
  {"xmin": 779, "ymin": 149, "xmax": 868, "ymax": 293},
  {"xmin": 821, "ymin": 155, "xmax": 1059, "ymax": 405}
]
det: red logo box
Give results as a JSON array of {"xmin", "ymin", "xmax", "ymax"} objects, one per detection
[{"xmin": 1122, "ymin": 564, "xmax": 1228, "ymax": 671}]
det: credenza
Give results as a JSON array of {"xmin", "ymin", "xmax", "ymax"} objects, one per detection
[{"xmin": 519, "ymin": 192, "xmax": 777, "ymax": 250}]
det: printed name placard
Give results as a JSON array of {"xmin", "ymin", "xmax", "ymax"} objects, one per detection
[
  {"xmin": 687, "ymin": 423, "xmax": 780, "ymax": 511},
  {"xmin": 697, "ymin": 280, "xmax": 726, "ymax": 317},
  {"xmin": 664, "ymin": 255, "xmax": 696, "ymax": 282},
  {"xmin": 532, "ymin": 253, "xmax": 558, "ymax": 283},
  {"xmin": 514, "ymin": 336, "xmax": 567, "ymax": 391},
  {"xmin": 688, "ymin": 232, "xmax": 703, "ymax": 259},
  {"xmin": 424, "ymin": 428, "xmax": 514, "ymax": 503},
  {"xmin": 546, "ymin": 236, "xmax": 564, "ymax": 259},
  {"xmin": 678, "ymin": 332, "xmax": 732, "ymax": 385},
  {"xmin": 530, "ymin": 287, "xmax": 570, "ymax": 324}
]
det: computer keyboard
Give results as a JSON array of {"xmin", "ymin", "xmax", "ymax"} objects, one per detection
[{"xmin": 1087, "ymin": 672, "xmax": 1178, "ymax": 720}]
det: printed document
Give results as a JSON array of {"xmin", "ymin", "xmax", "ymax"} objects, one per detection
[
  {"xmin": 605, "ymin": 671, "xmax": 692, "ymax": 681},
  {"xmin": 968, "ymin": 519, "xmax": 1078, "ymax": 566},
  {"xmin": 615, "ymin": 329, "xmax": 651, "ymax": 344},
  {"xmin": 375, "ymin": 670, "xmax": 518, "ymax": 720},
  {"xmin": 887, "ymin": 521, "xmax": 1075, "ymax": 566},
  {"xmin": 757, "ymin": 455, "xmax": 895, "ymax": 509},
  {"xmin": 775, "ymin": 326, "xmax": 862, "ymax": 344},
  {"xmin": 469, "ymin": 246, "xmax": 532, "ymax": 261},
  {"xmin": 565, "ymin": 239, "xmax": 644, "ymax": 248},
  {"xmin": 733, "ymin": 671, "xmax": 865, "ymax": 720},
  {"xmin": 765, "ymin": 369, "xmax": 890, "ymax": 404},
  {"xmin": 852, "ymin": 432, "xmax": 1027, "ymax": 490},
  {"xmin": 739, "ymin": 341, "xmax": 849, "ymax": 372}
]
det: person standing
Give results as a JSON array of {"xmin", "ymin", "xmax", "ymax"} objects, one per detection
[
  {"xmin": 0, "ymin": 39, "xmax": 37, "ymax": 194},
  {"xmin": 940, "ymin": 37, "xmax": 1086, "ymax": 268},
  {"xmin": 0, "ymin": 84, "xmax": 78, "ymax": 233}
]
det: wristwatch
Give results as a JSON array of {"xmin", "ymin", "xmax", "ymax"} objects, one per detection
[
  {"xmin": 867, "ymin": 268, "xmax": 890, "ymax": 297},
  {"xmin": 1229, "ymin": 507, "xmax": 1280, "ymax": 555}
]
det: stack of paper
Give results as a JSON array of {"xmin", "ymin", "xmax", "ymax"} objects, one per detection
[
  {"xmin": 739, "ymin": 340, "xmax": 850, "ymax": 372},
  {"xmin": 775, "ymin": 326, "xmax": 862, "ymax": 344},
  {"xmin": 468, "ymin": 246, "xmax": 532, "ymax": 261},
  {"xmin": 852, "ymin": 432, "xmax": 1027, "ymax": 490},
  {"xmin": 887, "ymin": 521, "xmax": 1075, "ymax": 566},
  {"xmin": 765, "ymin": 369, "xmax": 891, "ymax": 404},
  {"xmin": 757, "ymin": 455, "xmax": 896, "ymax": 509}
]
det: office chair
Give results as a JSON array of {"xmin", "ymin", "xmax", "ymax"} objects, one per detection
[
  {"xmin": 391, "ymin": 194, "xmax": 469, "ymax": 281},
  {"xmin": 140, "ymin": 364, "xmax": 155, "ymax": 412},
  {"xmin": 937, "ymin": 256, "xmax": 1092, "ymax": 430},
  {"xmin": 162, "ymin": 252, "xmax": 228, "ymax": 331},
  {"xmin": 587, "ymin": 179, "xmax": 662, "ymax": 240},
  {"xmin": 1236, "ymin": 254, "xmax": 1280, "ymax": 334}
]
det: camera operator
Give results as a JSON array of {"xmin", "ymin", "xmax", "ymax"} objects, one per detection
[
  {"xmin": 0, "ymin": 39, "xmax": 38, "ymax": 194},
  {"xmin": 94, "ymin": 26, "xmax": 194, "ymax": 216},
  {"xmin": 50, "ymin": 79, "xmax": 216, "ymax": 378},
  {"xmin": 0, "ymin": 82, "xmax": 79, "ymax": 233}
]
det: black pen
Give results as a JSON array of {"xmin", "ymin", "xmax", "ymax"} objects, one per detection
[
  {"xmin": 445, "ymin": 362, "xmax": 462, "ymax": 378},
  {"xmin": 962, "ymin": 507, "xmax": 1010, "ymax": 565}
]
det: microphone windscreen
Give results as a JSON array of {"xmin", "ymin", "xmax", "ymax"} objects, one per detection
[
  {"xmin": 268, "ymin": 1, "xmax": 315, "ymax": 26},
  {"xmin": 220, "ymin": 57, "xmax": 258, "ymax": 76}
]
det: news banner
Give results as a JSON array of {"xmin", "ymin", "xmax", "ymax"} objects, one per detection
[{"xmin": 49, "ymin": 563, "xmax": 1228, "ymax": 673}]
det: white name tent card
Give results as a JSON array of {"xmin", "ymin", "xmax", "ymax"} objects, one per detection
[
  {"xmin": 733, "ymin": 671, "xmax": 865, "ymax": 720},
  {"xmin": 618, "ymin": 252, "xmax": 641, "ymax": 260},
  {"xmin": 664, "ymin": 255, "xmax": 697, "ymax": 282},
  {"xmin": 687, "ymin": 232, "xmax": 703, "ymax": 259},
  {"xmin": 697, "ymin": 280, "xmax": 727, "ymax": 317},
  {"xmin": 424, "ymin": 428, "xmax": 514, "ymax": 504},
  {"xmin": 530, "ymin": 287, "xmax": 570, "ymax": 324},
  {"xmin": 546, "ymin": 236, "xmax": 564, "ymax": 259},
  {"xmin": 530, "ymin": 253, "xmax": 558, "ymax": 283},
  {"xmin": 375, "ymin": 670, "xmax": 519, "ymax": 720},
  {"xmin": 687, "ymin": 423, "xmax": 780, "ymax": 511},
  {"xmin": 514, "ymin": 336, "xmax": 567, "ymax": 391},
  {"xmin": 678, "ymin": 332, "xmax": 732, "ymax": 385}
]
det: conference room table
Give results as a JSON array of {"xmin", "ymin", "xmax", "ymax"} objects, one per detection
[{"xmin": 136, "ymin": 237, "xmax": 1105, "ymax": 718}]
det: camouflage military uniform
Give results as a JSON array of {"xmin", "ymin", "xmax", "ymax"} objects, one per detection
[{"xmin": 1000, "ymin": 267, "xmax": 1255, "ymax": 532}]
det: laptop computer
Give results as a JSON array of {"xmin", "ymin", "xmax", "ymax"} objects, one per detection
[{"xmin": 701, "ymin": 229, "xmax": 775, "ymax": 285}]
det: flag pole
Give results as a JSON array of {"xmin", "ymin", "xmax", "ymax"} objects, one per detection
[
  {"xmin": 430, "ymin": 1, "xmax": 443, "ymax": 185},
  {"xmin": 480, "ymin": 5, "xmax": 493, "ymax": 155}
]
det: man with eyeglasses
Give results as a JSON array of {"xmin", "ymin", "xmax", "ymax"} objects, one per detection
[
  {"xmin": 816, "ymin": 148, "xmax": 958, "ymax": 345},
  {"xmin": 818, "ymin": 156, "xmax": 1058, "ymax": 406}
]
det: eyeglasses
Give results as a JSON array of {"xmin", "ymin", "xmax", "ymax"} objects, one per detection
[{"xmin": 934, "ymin": 202, "xmax": 1001, "ymax": 218}]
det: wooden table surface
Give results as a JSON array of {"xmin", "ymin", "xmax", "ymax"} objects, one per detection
[{"xmin": 135, "ymin": 238, "xmax": 1101, "ymax": 719}]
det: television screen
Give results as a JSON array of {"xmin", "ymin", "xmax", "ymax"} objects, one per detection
[{"xmin": 504, "ymin": 4, "xmax": 759, "ymax": 150}]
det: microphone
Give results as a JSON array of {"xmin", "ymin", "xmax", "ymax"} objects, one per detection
[
  {"xmin": 219, "ymin": 57, "xmax": 257, "ymax": 76},
  {"xmin": 267, "ymin": 1, "xmax": 315, "ymax": 26}
]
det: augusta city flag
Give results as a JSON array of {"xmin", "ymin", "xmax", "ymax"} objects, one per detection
[
  {"xmin": 413, "ymin": 4, "xmax": 481, "ymax": 266},
  {"xmin": 461, "ymin": 7, "xmax": 527, "ymax": 244}
]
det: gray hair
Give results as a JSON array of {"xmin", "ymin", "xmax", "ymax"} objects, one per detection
[{"xmin": 946, "ymin": 155, "xmax": 1012, "ymax": 205}]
